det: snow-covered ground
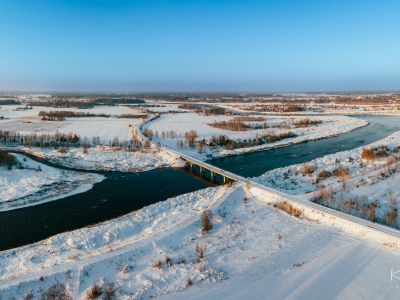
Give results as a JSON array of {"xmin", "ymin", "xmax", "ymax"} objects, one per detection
[
  {"xmin": 0, "ymin": 153, "xmax": 103, "ymax": 211},
  {"xmin": 26, "ymin": 146, "xmax": 183, "ymax": 172},
  {"xmin": 1, "ymin": 184, "xmax": 399, "ymax": 299},
  {"xmin": 215, "ymin": 101, "xmax": 400, "ymax": 116},
  {"xmin": 0, "ymin": 104, "xmax": 145, "ymax": 144},
  {"xmin": 145, "ymin": 113, "xmax": 367, "ymax": 159},
  {"xmin": 256, "ymin": 129, "xmax": 400, "ymax": 228}
]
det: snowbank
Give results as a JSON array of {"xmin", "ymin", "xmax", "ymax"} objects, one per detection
[
  {"xmin": 1, "ymin": 184, "xmax": 399, "ymax": 299},
  {"xmin": 0, "ymin": 153, "xmax": 104, "ymax": 211},
  {"xmin": 28, "ymin": 146, "xmax": 183, "ymax": 172}
]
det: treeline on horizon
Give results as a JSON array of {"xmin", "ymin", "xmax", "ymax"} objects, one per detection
[
  {"xmin": 28, "ymin": 98, "xmax": 145, "ymax": 109},
  {"xmin": 0, "ymin": 99, "xmax": 21, "ymax": 105}
]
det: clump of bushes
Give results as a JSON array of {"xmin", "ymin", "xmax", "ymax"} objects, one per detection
[
  {"xmin": 300, "ymin": 164, "xmax": 317, "ymax": 176},
  {"xmin": 274, "ymin": 200, "xmax": 303, "ymax": 218},
  {"xmin": 233, "ymin": 116, "xmax": 265, "ymax": 122},
  {"xmin": 361, "ymin": 146, "xmax": 389, "ymax": 161},
  {"xmin": 41, "ymin": 283, "xmax": 71, "ymax": 300},
  {"xmin": 88, "ymin": 284, "xmax": 102, "ymax": 300},
  {"xmin": 317, "ymin": 169, "xmax": 331, "ymax": 179},
  {"xmin": 209, "ymin": 120, "xmax": 249, "ymax": 131},
  {"xmin": 0, "ymin": 150, "xmax": 15, "ymax": 168},
  {"xmin": 333, "ymin": 167, "xmax": 349, "ymax": 178},
  {"xmin": 195, "ymin": 243, "xmax": 206, "ymax": 259},
  {"xmin": 201, "ymin": 210, "xmax": 213, "ymax": 233},
  {"xmin": 87, "ymin": 283, "xmax": 115, "ymax": 300},
  {"xmin": 293, "ymin": 118, "xmax": 322, "ymax": 128}
]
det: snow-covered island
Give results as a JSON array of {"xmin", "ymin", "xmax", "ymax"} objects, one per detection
[
  {"xmin": 0, "ymin": 151, "xmax": 103, "ymax": 211},
  {"xmin": 26, "ymin": 146, "xmax": 183, "ymax": 172},
  {"xmin": 144, "ymin": 112, "xmax": 368, "ymax": 159}
]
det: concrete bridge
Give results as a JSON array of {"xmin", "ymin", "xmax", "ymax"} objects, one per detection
[{"xmin": 179, "ymin": 153, "xmax": 240, "ymax": 184}]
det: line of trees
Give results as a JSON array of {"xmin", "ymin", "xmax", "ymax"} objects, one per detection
[
  {"xmin": 39, "ymin": 111, "xmax": 111, "ymax": 121},
  {"xmin": 0, "ymin": 130, "xmax": 149, "ymax": 150}
]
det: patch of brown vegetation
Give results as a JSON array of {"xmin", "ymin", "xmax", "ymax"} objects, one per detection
[
  {"xmin": 274, "ymin": 200, "xmax": 303, "ymax": 218},
  {"xmin": 293, "ymin": 118, "xmax": 322, "ymax": 128}
]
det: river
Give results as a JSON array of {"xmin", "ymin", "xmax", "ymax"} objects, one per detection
[{"xmin": 0, "ymin": 115, "xmax": 399, "ymax": 250}]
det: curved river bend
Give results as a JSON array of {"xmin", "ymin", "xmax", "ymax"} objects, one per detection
[{"xmin": 1, "ymin": 115, "xmax": 399, "ymax": 250}]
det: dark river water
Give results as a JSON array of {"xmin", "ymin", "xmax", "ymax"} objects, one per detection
[
  {"xmin": 208, "ymin": 115, "xmax": 400, "ymax": 177},
  {"xmin": 0, "ymin": 115, "xmax": 399, "ymax": 251}
]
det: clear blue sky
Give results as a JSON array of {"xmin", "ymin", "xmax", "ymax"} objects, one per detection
[{"xmin": 1, "ymin": 0, "xmax": 400, "ymax": 92}]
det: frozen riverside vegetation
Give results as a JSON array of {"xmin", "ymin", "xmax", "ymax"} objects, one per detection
[
  {"xmin": 0, "ymin": 183, "xmax": 400, "ymax": 299},
  {"xmin": 0, "ymin": 152, "xmax": 103, "ymax": 211},
  {"xmin": 256, "ymin": 127, "xmax": 400, "ymax": 229},
  {"xmin": 145, "ymin": 113, "xmax": 368, "ymax": 159}
]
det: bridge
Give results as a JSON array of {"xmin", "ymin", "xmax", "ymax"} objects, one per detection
[
  {"xmin": 165, "ymin": 148, "xmax": 243, "ymax": 184},
  {"xmin": 164, "ymin": 147, "xmax": 400, "ymax": 241}
]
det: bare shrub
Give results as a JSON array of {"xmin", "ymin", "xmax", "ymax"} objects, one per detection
[
  {"xmin": 333, "ymin": 167, "xmax": 350, "ymax": 188},
  {"xmin": 201, "ymin": 210, "xmax": 213, "ymax": 233},
  {"xmin": 333, "ymin": 167, "xmax": 349, "ymax": 178},
  {"xmin": 186, "ymin": 278, "xmax": 193, "ymax": 287},
  {"xmin": 195, "ymin": 243, "xmax": 206, "ymax": 259},
  {"xmin": 165, "ymin": 257, "xmax": 173, "ymax": 267},
  {"xmin": 274, "ymin": 200, "xmax": 303, "ymax": 218},
  {"xmin": 361, "ymin": 203, "xmax": 368, "ymax": 219},
  {"xmin": 327, "ymin": 186, "xmax": 334, "ymax": 207},
  {"xmin": 105, "ymin": 283, "xmax": 116, "ymax": 300},
  {"xmin": 369, "ymin": 202, "xmax": 377, "ymax": 222},
  {"xmin": 233, "ymin": 116, "xmax": 265, "ymax": 122},
  {"xmin": 87, "ymin": 284, "xmax": 102, "ymax": 300},
  {"xmin": 361, "ymin": 146, "xmax": 389, "ymax": 161},
  {"xmin": 317, "ymin": 169, "xmax": 331, "ymax": 179},
  {"xmin": 41, "ymin": 283, "xmax": 71, "ymax": 300},
  {"xmin": 57, "ymin": 147, "xmax": 69, "ymax": 154},
  {"xmin": 209, "ymin": 120, "xmax": 249, "ymax": 131},
  {"xmin": 184, "ymin": 130, "xmax": 198, "ymax": 147},
  {"xmin": 153, "ymin": 259, "xmax": 162, "ymax": 269},
  {"xmin": 384, "ymin": 207, "xmax": 398, "ymax": 226},
  {"xmin": 293, "ymin": 118, "xmax": 322, "ymax": 128},
  {"xmin": 0, "ymin": 150, "xmax": 15, "ymax": 168},
  {"xmin": 300, "ymin": 164, "xmax": 317, "ymax": 176}
]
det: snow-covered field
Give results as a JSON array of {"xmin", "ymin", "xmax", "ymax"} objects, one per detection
[
  {"xmin": 0, "ymin": 105, "xmax": 145, "ymax": 144},
  {"xmin": 1, "ymin": 184, "xmax": 399, "ymax": 299},
  {"xmin": 145, "ymin": 113, "xmax": 367, "ymax": 158},
  {"xmin": 256, "ymin": 129, "xmax": 400, "ymax": 228},
  {"xmin": 27, "ymin": 146, "xmax": 183, "ymax": 172},
  {"xmin": 0, "ymin": 153, "xmax": 103, "ymax": 211},
  {"xmin": 215, "ymin": 101, "xmax": 400, "ymax": 116}
]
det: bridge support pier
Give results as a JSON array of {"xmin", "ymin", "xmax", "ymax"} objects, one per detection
[{"xmin": 180, "ymin": 155, "xmax": 238, "ymax": 185}]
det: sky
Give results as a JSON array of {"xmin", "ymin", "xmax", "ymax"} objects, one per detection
[{"xmin": 0, "ymin": 0, "xmax": 400, "ymax": 92}]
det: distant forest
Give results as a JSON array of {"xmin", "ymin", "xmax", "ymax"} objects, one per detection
[{"xmin": 28, "ymin": 98, "xmax": 145, "ymax": 109}]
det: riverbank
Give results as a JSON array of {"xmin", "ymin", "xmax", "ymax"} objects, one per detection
[
  {"xmin": 0, "ymin": 153, "xmax": 104, "ymax": 212},
  {"xmin": 24, "ymin": 146, "xmax": 183, "ymax": 172},
  {"xmin": 1, "ymin": 184, "xmax": 399, "ymax": 299},
  {"xmin": 256, "ymin": 125, "xmax": 400, "ymax": 229},
  {"xmin": 145, "ymin": 113, "xmax": 368, "ymax": 160}
]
